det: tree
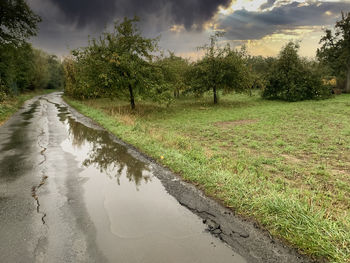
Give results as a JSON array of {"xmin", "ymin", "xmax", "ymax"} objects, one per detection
[
  {"xmin": 198, "ymin": 32, "xmax": 225, "ymax": 104},
  {"xmin": 47, "ymin": 55, "xmax": 64, "ymax": 89},
  {"xmin": 263, "ymin": 42, "xmax": 330, "ymax": 101},
  {"xmin": 105, "ymin": 17, "xmax": 159, "ymax": 109},
  {"xmin": 0, "ymin": 0, "xmax": 41, "ymax": 45},
  {"xmin": 317, "ymin": 12, "xmax": 350, "ymax": 93},
  {"xmin": 0, "ymin": 42, "xmax": 35, "ymax": 94},
  {"xmin": 68, "ymin": 17, "xmax": 161, "ymax": 109},
  {"xmin": 156, "ymin": 51, "xmax": 190, "ymax": 98},
  {"xmin": 63, "ymin": 57, "xmax": 78, "ymax": 97},
  {"xmin": 189, "ymin": 32, "xmax": 251, "ymax": 104},
  {"xmin": 31, "ymin": 49, "xmax": 50, "ymax": 90},
  {"xmin": 0, "ymin": 0, "xmax": 43, "ymax": 97}
]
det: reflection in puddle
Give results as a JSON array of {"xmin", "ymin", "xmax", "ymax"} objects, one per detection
[
  {"xmin": 66, "ymin": 116, "xmax": 151, "ymax": 188},
  {"xmin": 58, "ymin": 105, "xmax": 246, "ymax": 263}
]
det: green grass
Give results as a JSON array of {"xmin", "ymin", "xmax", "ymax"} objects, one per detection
[
  {"xmin": 0, "ymin": 89, "xmax": 57, "ymax": 126},
  {"xmin": 65, "ymin": 92, "xmax": 350, "ymax": 263}
]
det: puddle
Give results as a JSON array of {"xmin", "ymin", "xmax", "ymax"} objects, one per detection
[
  {"xmin": 0, "ymin": 101, "xmax": 39, "ymax": 181},
  {"xmin": 58, "ymin": 106, "xmax": 246, "ymax": 263}
]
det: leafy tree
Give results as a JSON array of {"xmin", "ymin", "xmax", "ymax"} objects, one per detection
[
  {"xmin": 63, "ymin": 57, "xmax": 78, "ymax": 97},
  {"xmin": 221, "ymin": 47, "xmax": 252, "ymax": 95},
  {"xmin": 189, "ymin": 32, "xmax": 251, "ymax": 103},
  {"xmin": 31, "ymin": 49, "xmax": 49, "ymax": 90},
  {"xmin": 196, "ymin": 32, "xmax": 225, "ymax": 104},
  {"xmin": 47, "ymin": 55, "xmax": 64, "ymax": 89},
  {"xmin": 102, "ymin": 17, "xmax": 159, "ymax": 109},
  {"xmin": 0, "ymin": 43, "xmax": 35, "ymax": 94},
  {"xmin": 70, "ymin": 42, "xmax": 112, "ymax": 99},
  {"xmin": 246, "ymin": 55, "xmax": 276, "ymax": 91},
  {"xmin": 317, "ymin": 12, "xmax": 350, "ymax": 93},
  {"xmin": 0, "ymin": 0, "xmax": 45, "ymax": 97},
  {"xmin": 0, "ymin": 0, "xmax": 41, "ymax": 45},
  {"xmin": 156, "ymin": 51, "xmax": 190, "ymax": 98},
  {"xmin": 263, "ymin": 42, "xmax": 330, "ymax": 101},
  {"xmin": 67, "ymin": 17, "xmax": 168, "ymax": 109}
]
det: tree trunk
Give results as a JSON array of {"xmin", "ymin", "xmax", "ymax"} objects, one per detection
[
  {"xmin": 174, "ymin": 89, "xmax": 179, "ymax": 98},
  {"xmin": 128, "ymin": 84, "xmax": 135, "ymax": 110},
  {"xmin": 346, "ymin": 66, "xmax": 350, "ymax": 93},
  {"xmin": 213, "ymin": 86, "xmax": 218, "ymax": 104}
]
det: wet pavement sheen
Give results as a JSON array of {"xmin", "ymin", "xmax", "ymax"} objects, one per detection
[{"xmin": 0, "ymin": 93, "xmax": 246, "ymax": 263}]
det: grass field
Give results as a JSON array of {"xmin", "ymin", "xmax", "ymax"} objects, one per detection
[{"xmin": 65, "ymin": 92, "xmax": 350, "ymax": 263}]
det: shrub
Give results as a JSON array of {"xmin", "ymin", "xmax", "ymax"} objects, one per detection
[
  {"xmin": 262, "ymin": 42, "xmax": 331, "ymax": 101},
  {"xmin": 0, "ymin": 80, "xmax": 7, "ymax": 102}
]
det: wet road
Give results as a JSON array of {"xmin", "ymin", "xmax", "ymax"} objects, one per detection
[{"xmin": 0, "ymin": 93, "xmax": 246, "ymax": 263}]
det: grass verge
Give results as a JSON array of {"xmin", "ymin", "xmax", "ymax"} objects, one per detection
[
  {"xmin": 65, "ymin": 93, "xmax": 350, "ymax": 263},
  {"xmin": 0, "ymin": 89, "xmax": 57, "ymax": 126}
]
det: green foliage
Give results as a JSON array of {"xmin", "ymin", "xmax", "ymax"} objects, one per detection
[
  {"xmin": 0, "ymin": 43, "xmax": 34, "ymax": 94},
  {"xmin": 317, "ymin": 12, "xmax": 350, "ymax": 92},
  {"xmin": 0, "ymin": 43, "xmax": 64, "ymax": 95},
  {"xmin": 188, "ymin": 32, "xmax": 251, "ymax": 104},
  {"xmin": 0, "ymin": 0, "xmax": 41, "ymax": 45},
  {"xmin": 246, "ymin": 56, "xmax": 276, "ymax": 92},
  {"xmin": 262, "ymin": 42, "xmax": 331, "ymax": 101},
  {"xmin": 246, "ymin": 55, "xmax": 276, "ymax": 76},
  {"xmin": 0, "ymin": 80, "xmax": 7, "ymax": 103},
  {"xmin": 155, "ymin": 51, "xmax": 190, "ymax": 98},
  {"xmin": 31, "ymin": 49, "xmax": 49, "ymax": 90},
  {"xmin": 64, "ymin": 17, "xmax": 170, "ymax": 109},
  {"xmin": 0, "ymin": 0, "xmax": 62, "ymax": 97},
  {"xmin": 47, "ymin": 55, "xmax": 64, "ymax": 89}
]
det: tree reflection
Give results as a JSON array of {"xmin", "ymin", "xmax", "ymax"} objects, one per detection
[{"xmin": 64, "ymin": 114, "xmax": 151, "ymax": 188}]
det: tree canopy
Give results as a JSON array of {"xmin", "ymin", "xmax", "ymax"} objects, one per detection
[
  {"xmin": 189, "ymin": 32, "xmax": 251, "ymax": 104},
  {"xmin": 263, "ymin": 42, "xmax": 330, "ymax": 101},
  {"xmin": 0, "ymin": 0, "xmax": 41, "ymax": 45},
  {"xmin": 65, "ymin": 17, "xmax": 174, "ymax": 109},
  {"xmin": 317, "ymin": 12, "xmax": 350, "ymax": 93},
  {"xmin": 0, "ymin": 0, "xmax": 62, "ymax": 102}
]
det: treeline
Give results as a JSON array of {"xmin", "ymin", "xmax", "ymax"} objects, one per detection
[
  {"xmin": 63, "ymin": 22, "xmax": 252, "ymax": 108},
  {"xmin": 0, "ymin": 44, "xmax": 64, "ymax": 99},
  {"xmin": 64, "ymin": 15, "xmax": 350, "ymax": 109},
  {"xmin": 0, "ymin": 0, "xmax": 64, "ymax": 102}
]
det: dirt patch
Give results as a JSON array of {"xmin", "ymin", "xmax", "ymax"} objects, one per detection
[
  {"xmin": 281, "ymin": 154, "xmax": 304, "ymax": 164},
  {"xmin": 214, "ymin": 119, "xmax": 258, "ymax": 128},
  {"xmin": 331, "ymin": 168, "xmax": 349, "ymax": 176}
]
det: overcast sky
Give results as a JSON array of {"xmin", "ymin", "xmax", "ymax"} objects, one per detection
[{"xmin": 27, "ymin": 0, "xmax": 350, "ymax": 58}]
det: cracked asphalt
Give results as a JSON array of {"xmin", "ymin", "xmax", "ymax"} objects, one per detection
[{"xmin": 0, "ymin": 93, "xmax": 312, "ymax": 263}]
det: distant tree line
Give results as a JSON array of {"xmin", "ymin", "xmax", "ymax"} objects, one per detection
[
  {"xmin": 64, "ymin": 13, "xmax": 350, "ymax": 109},
  {"xmin": 317, "ymin": 11, "xmax": 350, "ymax": 93},
  {"xmin": 0, "ymin": 0, "xmax": 64, "ymax": 102},
  {"xmin": 64, "ymin": 19, "xmax": 254, "ymax": 108}
]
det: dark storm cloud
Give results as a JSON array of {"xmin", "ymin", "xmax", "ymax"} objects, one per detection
[
  {"xmin": 218, "ymin": 1, "xmax": 350, "ymax": 40},
  {"xmin": 259, "ymin": 0, "xmax": 277, "ymax": 10},
  {"xmin": 49, "ymin": 0, "xmax": 232, "ymax": 29},
  {"xmin": 48, "ymin": 0, "xmax": 117, "ymax": 28}
]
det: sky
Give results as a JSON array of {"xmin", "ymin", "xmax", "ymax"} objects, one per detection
[{"xmin": 27, "ymin": 0, "xmax": 350, "ymax": 59}]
